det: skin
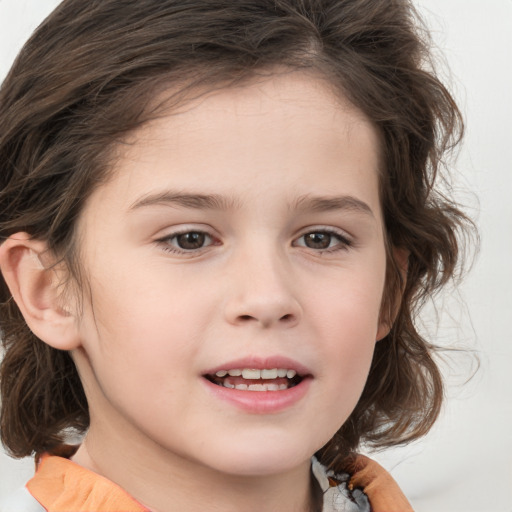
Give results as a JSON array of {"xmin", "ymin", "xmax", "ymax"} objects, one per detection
[{"xmin": 2, "ymin": 71, "xmax": 389, "ymax": 512}]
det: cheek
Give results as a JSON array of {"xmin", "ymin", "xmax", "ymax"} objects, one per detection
[
  {"xmin": 309, "ymin": 271, "xmax": 384, "ymax": 391},
  {"xmin": 76, "ymin": 263, "xmax": 218, "ymax": 382},
  {"xmin": 314, "ymin": 272, "xmax": 385, "ymax": 336}
]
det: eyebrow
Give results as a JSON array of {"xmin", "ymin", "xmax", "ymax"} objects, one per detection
[
  {"xmin": 292, "ymin": 194, "xmax": 374, "ymax": 217},
  {"xmin": 129, "ymin": 191, "xmax": 240, "ymax": 211},
  {"xmin": 129, "ymin": 190, "xmax": 374, "ymax": 218}
]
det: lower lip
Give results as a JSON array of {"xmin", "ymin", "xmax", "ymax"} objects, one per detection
[{"xmin": 202, "ymin": 377, "xmax": 311, "ymax": 414}]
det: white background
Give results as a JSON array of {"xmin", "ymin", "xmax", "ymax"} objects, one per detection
[{"xmin": 0, "ymin": 1, "xmax": 511, "ymax": 511}]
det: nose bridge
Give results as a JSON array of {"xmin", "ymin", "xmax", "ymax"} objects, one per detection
[{"xmin": 224, "ymin": 236, "xmax": 301, "ymax": 328}]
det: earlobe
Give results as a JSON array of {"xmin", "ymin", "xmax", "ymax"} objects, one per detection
[
  {"xmin": 376, "ymin": 246, "xmax": 409, "ymax": 342},
  {"xmin": 393, "ymin": 247, "xmax": 409, "ymax": 278},
  {"xmin": 376, "ymin": 320, "xmax": 391, "ymax": 342},
  {"xmin": 0, "ymin": 232, "xmax": 81, "ymax": 350}
]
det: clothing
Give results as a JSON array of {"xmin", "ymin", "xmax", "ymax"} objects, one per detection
[{"xmin": 0, "ymin": 453, "xmax": 412, "ymax": 512}]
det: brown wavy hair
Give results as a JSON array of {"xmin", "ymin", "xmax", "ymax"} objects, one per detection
[{"xmin": 0, "ymin": 0, "xmax": 472, "ymax": 463}]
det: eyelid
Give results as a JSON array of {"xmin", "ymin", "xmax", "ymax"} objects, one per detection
[
  {"xmin": 293, "ymin": 225, "xmax": 354, "ymax": 251},
  {"xmin": 153, "ymin": 224, "xmax": 354, "ymax": 256},
  {"xmin": 154, "ymin": 225, "xmax": 221, "ymax": 255}
]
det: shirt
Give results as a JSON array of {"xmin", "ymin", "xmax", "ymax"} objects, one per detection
[{"xmin": 1, "ymin": 452, "xmax": 412, "ymax": 511}]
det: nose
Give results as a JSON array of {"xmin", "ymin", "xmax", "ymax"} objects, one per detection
[{"xmin": 223, "ymin": 246, "xmax": 302, "ymax": 329}]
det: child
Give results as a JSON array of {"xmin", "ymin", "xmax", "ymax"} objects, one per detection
[{"xmin": 0, "ymin": 1, "xmax": 471, "ymax": 510}]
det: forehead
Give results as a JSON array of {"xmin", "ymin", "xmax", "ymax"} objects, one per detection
[
  {"xmin": 86, "ymin": 71, "xmax": 382, "ymax": 220},
  {"xmin": 135, "ymin": 70, "xmax": 379, "ymax": 152}
]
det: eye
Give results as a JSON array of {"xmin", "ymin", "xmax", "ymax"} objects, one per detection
[
  {"xmin": 174, "ymin": 232, "xmax": 209, "ymax": 250},
  {"xmin": 158, "ymin": 230, "xmax": 215, "ymax": 253},
  {"xmin": 294, "ymin": 229, "xmax": 352, "ymax": 251}
]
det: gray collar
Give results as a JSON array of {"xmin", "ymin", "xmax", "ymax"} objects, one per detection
[{"xmin": 311, "ymin": 457, "xmax": 371, "ymax": 512}]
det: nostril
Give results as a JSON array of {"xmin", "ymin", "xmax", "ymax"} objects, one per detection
[{"xmin": 231, "ymin": 309, "xmax": 299, "ymax": 327}]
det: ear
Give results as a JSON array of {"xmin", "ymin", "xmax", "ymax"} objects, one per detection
[
  {"xmin": 376, "ymin": 247, "xmax": 409, "ymax": 341},
  {"xmin": 0, "ymin": 232, "xmax": 81, "ymax": 350}
]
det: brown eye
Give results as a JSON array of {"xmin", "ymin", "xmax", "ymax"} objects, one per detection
[
  {"xmin": 175, "ymin": 232, "xmax": 208, "ymax": 250},
  {"xmin": 158, "ymin": 230, "xmax": 216, "ymax": 255},
  {"xmin": 294, "ymin": 229, "xmax": 352, "ymax": 252},
  {"xmin": 303, "ymin": 232, "xmax": 332, "ymax": 249}
]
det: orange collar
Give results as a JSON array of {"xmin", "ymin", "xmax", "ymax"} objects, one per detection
[
  {"xmin": 27, "ymin": 452, "xmax": 412, "ymax": 512},
  {"xmin": 27, "ymin": 454, "xmax": 148, "ymax": 512}
]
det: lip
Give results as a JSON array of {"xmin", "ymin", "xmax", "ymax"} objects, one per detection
[
  {"xmin": 203, "ymin": 356, "xmax": 312, "ymax": 376},
  {"xmin": 202, "ymin": 376, "xmax": 311, "ymax": 414},
  {"xmin": 202, "ymin": 356, "xmax": 312, "ymax": 414}
]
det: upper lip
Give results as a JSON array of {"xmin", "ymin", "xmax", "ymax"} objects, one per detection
[{"xmin": 203, "ymin": 356, "xmax": 311, "ymax": 377}]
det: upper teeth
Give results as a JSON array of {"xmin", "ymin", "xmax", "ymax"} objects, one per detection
[{"xmin": 215, "ymin": 368, "xmax": 297, "ymax": 379}]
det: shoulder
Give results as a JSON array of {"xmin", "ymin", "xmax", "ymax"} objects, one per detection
[{"xmin": 0, "ymin": 486, "xmax": 44, "ymax": 512}]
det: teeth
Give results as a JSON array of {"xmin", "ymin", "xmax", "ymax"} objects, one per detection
[
  {"xmin": 240, "ymin": 383, "xmax": 286, "ymax": 391},
  {"xmin": 242, "ymin": 369, "xmax": 261, "ymax": 379},
  {"xmin": 261, "ymin": 368, "xmax": 278, "ymax": 379},
  {"xmin": 215, "ymin": 368, "xmax": 298, "ymax": 380},
  {"xmin": 218, "ymin": 378, "xmax": 299, "ymax": 391},
  {"xmin": 248, "ymin": 384, "xmax": 266, "ymax": 391}
]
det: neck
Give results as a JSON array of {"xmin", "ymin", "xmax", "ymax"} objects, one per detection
[{"xmin": 72, "ymin": 422, "xmax": 319, "ymax": 512}]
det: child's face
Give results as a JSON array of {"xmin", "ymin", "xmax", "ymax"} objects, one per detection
[{"xmin": 72, "ymin": 71, "xmax": 388, "ymax": 476}]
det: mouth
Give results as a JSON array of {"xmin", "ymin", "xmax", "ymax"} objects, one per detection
[{"xmin": 204, "ymin": 368, "xmax": 304, "ymax": 391}]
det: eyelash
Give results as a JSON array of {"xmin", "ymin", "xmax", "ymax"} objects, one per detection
[
  {"xmin": 156, "ymin": 227, "xmax": 353, "ymax": 255},
  {"xmin": 156, "ymin": 229, "xmax": 218, "ymax": 255},
  {"xmin": 293, "ymin": 228, "xmax": 353, "ymax": 253}
]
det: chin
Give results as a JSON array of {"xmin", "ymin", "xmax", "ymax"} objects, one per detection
[{"xmin": 199, "ymin": 438, "xmax": 316, "ymax": 477}]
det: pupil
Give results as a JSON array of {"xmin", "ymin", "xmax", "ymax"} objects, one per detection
[
  {"xmin": 177, "ymin": 232, "xmax": 205, "ymax": 250},
  {"xmin": 305, "ymin": 233, "xmax": 330, "ymax": 249}
]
